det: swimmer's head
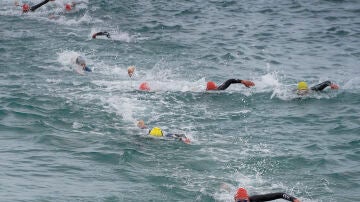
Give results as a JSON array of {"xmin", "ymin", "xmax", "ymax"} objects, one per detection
[
  {"xmin": 137, "ymin": 120, "xmax": 146, "ymax": 129},
  {"xmin": 22, "ymin": 4, "xmax": 30, "ymax": 12},
  {"xmin": 127, "ymin": 66, "xmax": 135, "ymax": 77},
  {"xmin": 65, "ymin": 3, "xmax": 72, "ymax": 11},
  {"xmin": 234, "ymin": 187, "xmax": 249, "ymax": 202},
  {"xmin": 139, "ymin": 82, "xmax": 150, "ymax": 91},
  {"xmin": 206, "ymin": 81, "xmax": 217, "ymax": 90},
  {"xmin": 76, "ymin": 56, "xmax": 86, "ymax": 66},
  {"xmin": 297, "ymin": 81, "xmax": 308, "ymax": 90},
  {"xmin": 149, "ymin": 127, "xmax": 163, "ymax": 137}
]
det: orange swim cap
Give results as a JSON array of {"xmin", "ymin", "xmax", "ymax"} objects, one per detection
[
  {"xmin": 206, "ymin": 81, "xmax": 217, "ymax": 90},
  {"xmin": 139, "ymin": 82, "xmax": 150, "ymax": 91},
  {"xmin": 22, "ymin": 4, "xmax": 30, "ymax": 12},
  {"xmin": 235, "ymin": 187, "xmax": 249, "ymax": 199},
  {"xmin": 65, "ymin": 3, "xmax": 72, "ymax": 11}
]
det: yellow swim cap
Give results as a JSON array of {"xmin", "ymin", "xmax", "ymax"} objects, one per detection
[
  {"xmin": 149, "ymin": 127, "xmax": 163, "ymax": 137},
  {"xmin": 297, "ymin": 81, "xmax": 308, "ymax": 90}
]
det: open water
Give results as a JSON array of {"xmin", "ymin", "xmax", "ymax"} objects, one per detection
[{"xmin": 0, "ymin": 0, "xmax": 359, "ymax": 201}]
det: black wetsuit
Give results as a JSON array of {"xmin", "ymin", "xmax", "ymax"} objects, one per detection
[
  {"xmin": 92, "ymin": 32, "xmax": 111, "ymax": 39},
  {"xmin": 249, "ymin": 192, "xmax": 297, "ymax": 202},
  {"xmin": 166, "ymin": 133, "xmax": 186, "ymax": 141},
  {"xmin": 30, "ymin": 0, "xmax": 51, "ymax": 12},
  {"xmin": 217, "ymin": 79, "xmax": 242, "ymax": 90},
  {"xmin": 310, "ymin": 80, "xmax": 332, "ymax": 91}
]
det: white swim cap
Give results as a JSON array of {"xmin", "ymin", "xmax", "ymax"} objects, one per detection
[{"xmin": 76, "ymin": 56, "xmax": 86, "ymax": 65}]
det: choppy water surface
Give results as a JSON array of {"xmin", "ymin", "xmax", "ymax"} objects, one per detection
[{"xmin": 0, "ymin": 0, "xmax": 359, "ymax": 201}]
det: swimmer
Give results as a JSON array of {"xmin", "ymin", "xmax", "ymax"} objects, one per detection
[
  {"xmin": 297, "ymin": 80, "xmax": 339, "ymax": 95},
  {"xmin": 92, "ymin": 32, "xmax": 111, "ymax": 39},
  {"xmin": 206, "ymin": 79, "xmax": 255, "ymax": 91},
  {"xmin": 137, "ymin": 120, "xmax": 191, "ymax": 144},
  {"xmin": 234, "ymin": 187, "xmax": 300, "ymax": 202},
  {"xmin": 21, "ymin": 0, "xmax": 55, "ymax": 13},
  {"xmin": 137, "ymin": 79, "xmax": 255, "ymax": 92},
  {"xmin": 75, "ymin": 56, "xmax": 92, "ymax": 73}
]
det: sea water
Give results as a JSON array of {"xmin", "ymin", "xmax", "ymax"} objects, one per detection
[{"xmin": 0, "ymin": 0, "xmax": 359, "ymax": 201}]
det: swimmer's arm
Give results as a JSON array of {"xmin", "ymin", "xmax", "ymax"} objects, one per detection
[
  {"xmin": 249, "ymin": 193, "xmax": 299, "ymax": 202},
  {"xmin": 30, "ymin": 0, "xmax": 53, "ymax": 12},
  {"xmin": 92, "ymin": 32, "xmax": 111, "ymax": 39},
  {"xmin": 310, "ymin": 80, "xmax": 339, "ymax": 91},
  {"xmin": 166, "ymin": 133, "xmax": 190, "ymax": 144},
  {"xmin": 217, "ymin": 79, "xmax": 255, "ymax": 90}
]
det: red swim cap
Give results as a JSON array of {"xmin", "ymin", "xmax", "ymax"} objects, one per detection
[
  {"xmin": 22, "ymin": 4, "xmax": 30, "ymax": 12},
  {"xmin": 139, "ymin": 82, "xmax": 150, "ymax": 91},
  {"xmin": 235, "ymin": 188, "xmax": 249, "ymax": 200},
  {"xmin": 206, "ymin": 81, "xmax": 217, "ymax": 90},
  {"xmin": 65, "ymin": 3, "xmax": 72, "ymax": 11}
]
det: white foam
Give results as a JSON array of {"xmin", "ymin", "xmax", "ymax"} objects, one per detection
[
  {"xmin": 56, "ymin": 50, "xmax": 80, "ymax": 71},
  {"xmin": 102, "ymin": 96, "xmax": 146, "ymax": 123},
  {"xmin": 72, "ymin": 121, "xmax": 84, "ymax": 129},
  {"xmin": 49, "ymin": 12, "xmax": 98, "ymax": 26},
  {"xmin": 46, "ymin": 78, "xmax": 62, "ymax": 84},
  {"xmin": 254, "ymin": 71, "xmax": 282, "ymax": 92},
  {"xmin": 343, "ymin": 77, "xmax": 360, "ymax": 90},
  {"xmin": 56, "ymin": 50, "xmax": 94, "ymax": 73}
]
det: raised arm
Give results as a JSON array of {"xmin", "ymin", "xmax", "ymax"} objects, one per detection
[
  {"xmin": 216, "ymin": 79, "xmax": 255, "ymax": 90},
  {"xmin": 166, "ymin": 133, "xmax": 191, "ymax": 144},
  {"xmin": 310, "ymin": 80, "xmax": 339, "ymax": 91},
  {"xmin": 30, "ymin": 0, "xmax": 54, "ymax": 12},
  {"xmin": 249, "ymin": 192, "xmax": 300, "ymax": 202},
  {"xmin": 92, "ymin": 31, "xmax": 111, "ymax": 39}
]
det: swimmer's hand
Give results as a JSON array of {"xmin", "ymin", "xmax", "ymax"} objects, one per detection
[
  {"xmin": 181, "ymin": 137, "xmax": 191, "ymax": 144},
  {"xmin": 241, "ymin": 80, "xmax": 255, "ymax": 88},
  {"xmin": 293, "ymin": 199, "xmax": 300, "ymax": 202},
  {"xmin": 171, "ymin": 134, "xmax": 191, "ymax": 144},
  {"xmin": 330, "ymin": 83, "xmax": 339, "ymax": 89}
]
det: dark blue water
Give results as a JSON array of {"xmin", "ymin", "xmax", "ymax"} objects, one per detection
[{"xmin": 0, "ymin": 0, "xmax": 359, "ymax": 201}]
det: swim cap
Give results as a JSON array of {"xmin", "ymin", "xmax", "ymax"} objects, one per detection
[
  {"xmin": 297, "ymin": 81, "xmax": 308, "ymax": 90},
  {"xmin": 76, "ymin": 56, "xmax": 86, "ymax": 65},
  {"xmin": 139, "ymin": 82, "xmax": 150, "ymax": 91},
  {"xmin": 22, "ymin": 4, "xmax": 30, "ymax": 12},
  {"xmin": 235, "ymin": 187, "xmax": 249, "ymax": 199},
  {"xmin": 65, "ymin": 3, "xmax": 72, "ymax": 11},
  {"xmin": 149, "ymin": 127, "xmax": 163, "ymax": 137},
  {"xmin": 206, "ymin": 81, "xmax": 217, "ymax": 90}
]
